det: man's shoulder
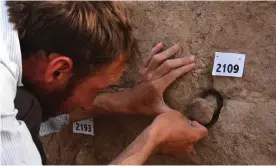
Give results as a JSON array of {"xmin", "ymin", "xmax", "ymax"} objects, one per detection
[{"xmin": 0, "ymin": 0, "xmax": 23, "ymax": 86}]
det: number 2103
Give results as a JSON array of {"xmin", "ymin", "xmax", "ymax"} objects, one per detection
[{"xmin": 216, "ymin": 63, "xmax": 239, "ymax": 73}]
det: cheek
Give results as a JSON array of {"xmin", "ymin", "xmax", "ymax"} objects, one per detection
[
  {"xmin": 85, "ymin": 77, "xmax": 111, "ymax": 90},
  {"xmin": 23, "ymin": 58, "xmax": 47, "ymax": 83},
  {"xmin": 60, "ymin": 84, "xmax": 99, "ymax": 113},
  {"xmin": 105, "ymin": 62, "xmax": 125, "ymax": 86}
]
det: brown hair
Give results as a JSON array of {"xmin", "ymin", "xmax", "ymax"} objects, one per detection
[{"xmin": 6, "ymin": 1, "xmax": 137, "ymax": 78}]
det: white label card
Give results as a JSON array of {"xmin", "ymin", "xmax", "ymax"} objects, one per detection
[
  {"xmin": 212, "ymin": 52, "xmax": 246, "ymax": 77},
  {"xmin": 73, "ymin": 119, "xmax": 94, "ymax": 135}
]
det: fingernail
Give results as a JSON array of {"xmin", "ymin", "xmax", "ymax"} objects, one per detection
[
  {"xmin": 175, "ymin": 43, "xmax": 181, "ymax": 48},
  {"xmin": 190, "ymin": 56, "xmax": 196, "ymax": 61},
  {"xmin": 191, "ymin": 121, "xmax": 202, "ymax": 128},
  {"xmin": 178, "ymin": 46, "xmax": 183, "ymax": 55}
]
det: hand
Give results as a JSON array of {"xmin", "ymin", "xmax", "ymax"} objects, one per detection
[
  {"xmin": 69, "ymin": 43, "xmax": 196, "ymax": 120},
  {"xmin": 110, "ymin": 111, "xmax": 207, "ymax": 165},
  {"xmin": 151, "ymin": 111, "xmax": 208, "ymax": 157},
  {"xmin": 127, "ymin": 43, "xmax": 196, "ymax": 116}
]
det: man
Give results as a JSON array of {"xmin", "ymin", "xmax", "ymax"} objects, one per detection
[{"xmin": 0, "ymin": 1, "xmax": 208, "ymax": 165}]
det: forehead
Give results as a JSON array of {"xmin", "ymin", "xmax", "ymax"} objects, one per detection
[{"xmin": 94, "ymin": 53, "xmax": 126, "ymax": 76}]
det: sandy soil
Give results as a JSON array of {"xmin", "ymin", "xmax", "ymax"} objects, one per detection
[{"xmin": 41, "ymin": 1, "xmax": 276, "ymax": 164}]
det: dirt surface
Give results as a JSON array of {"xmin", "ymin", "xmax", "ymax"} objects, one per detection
[{"xmin": 41, "ymin": 1, "xmax": 276, "ymax": 164}]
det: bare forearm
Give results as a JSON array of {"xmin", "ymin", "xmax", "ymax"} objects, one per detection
[
  {"xmin": 92, "ymin": 91, "xmax": 132, "ymax": 115},
  {"xmin": 69, "ymin": 90, "xmax": 134, "ymax": 122},
  {"xmin": 110, "ymin": 125, "xmax": 160, "ymax": 165},
  {"xmin": 69, "ymin": 82, "xmax": 161, "ymax": 122}
]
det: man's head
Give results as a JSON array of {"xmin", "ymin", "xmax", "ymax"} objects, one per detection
[{"xmin": 6, "ymin": 1, "xmax": 137, "ymax": 118}]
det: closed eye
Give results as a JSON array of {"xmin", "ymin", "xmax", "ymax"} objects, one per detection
[{"xmin": 97, "ymin": 85, "xmax": 122, "ymax": 94}]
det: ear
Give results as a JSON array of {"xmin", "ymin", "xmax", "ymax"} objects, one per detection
[{"xmin": 44, "ymin": 53, "xmax": 73, "ymax": 84}]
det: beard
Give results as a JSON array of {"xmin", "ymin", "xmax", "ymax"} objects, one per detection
[{"xmin": 22, "ymin": 76, "xmax": 77, "ymax": 121}]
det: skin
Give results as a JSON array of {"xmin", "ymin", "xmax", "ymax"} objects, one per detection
[
  {"xmin": 111, "ymin": 111, "xmax": 208, "ymax": 165},
  {"xmin": 22, "ymin": 42, "xmax": 208, "ymax": 164}
]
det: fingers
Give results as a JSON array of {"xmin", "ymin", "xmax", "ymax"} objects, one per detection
[
  {"xmin": 144, "ymin": 42, "xmax": 164, "ymax": 68},
  {"xmin": 190, "ymin": 121, "xmax": 209, "ymax": 140},
  {"xmin": 147, "ymin": 43, "xmax": 181, "ymax": 71},
  {"xmin": 152, "ymin": 56, "xmax": 195, "ymax": 80},
  {"xmin": 155, "ymin": 63, "xmax": 195, "ymax": 91}
]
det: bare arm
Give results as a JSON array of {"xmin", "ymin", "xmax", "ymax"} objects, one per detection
[
  {"xmin": 69, "ymin": 90, "xmax": 133, "ymax": 122},
  {"xmin": 110, "ymin": 125, "xmax": 160, "ymax": 165},
  {"xmin": 69, "ymin": 43, "xmax": 196, "ymax": 122},
  {"xmin": 110, "ymin": 111, "xmax": 208, "ymax": 165}
]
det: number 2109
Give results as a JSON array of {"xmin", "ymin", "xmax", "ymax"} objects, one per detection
[{"xmin": 216, "ymin": 63, "xmax": 239, "ymax": 73}]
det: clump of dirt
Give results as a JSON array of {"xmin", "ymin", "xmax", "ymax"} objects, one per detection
[
  {"xmin": 186, "ymin": 98, "xmax": 214, "ymax": 125},
  {"xmin": 41, "ymin": 2, "xmax": 276, "ymax": 164}
]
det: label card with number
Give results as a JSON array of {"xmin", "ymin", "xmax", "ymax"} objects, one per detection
[
  {"xmin": 73, "ymin": 119, "xmax": 94, "ymax": 136},
  {"xmin": 212, "ymin": 52, "xmax": 246, "ymax": 77}
]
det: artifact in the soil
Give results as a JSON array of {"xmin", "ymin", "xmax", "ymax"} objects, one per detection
[{"xmin": 186, "ymin": 90, "xmax": 223, "ymax": 128}]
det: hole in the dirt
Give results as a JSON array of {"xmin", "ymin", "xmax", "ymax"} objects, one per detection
[{"xmin": 200, "ymin": 89, "xmax": 224, "ymax": 128}]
